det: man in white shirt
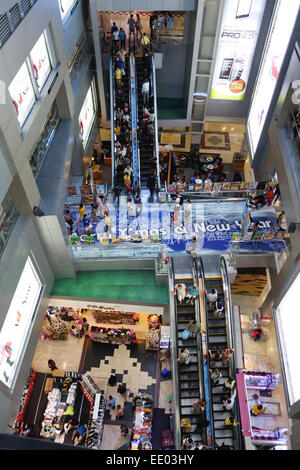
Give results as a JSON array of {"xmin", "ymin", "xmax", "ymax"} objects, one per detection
[
  {"xmin": 173, "ymin": 283, "xmax": 187, "ymax": 304},
  {"xmin": 205, "ymin": 288, "xmax": 218, "ymax": 309},
  {"xmin": 142, "ymin": 79, "xmax": 150, "ymax": 105},
  {"xmin": 113, "ymin": 29, "xmax": 119, "ymax": 53},
  {"xmin": 222, "ymin": 388, "xmax": 237, "ymax": 411}
]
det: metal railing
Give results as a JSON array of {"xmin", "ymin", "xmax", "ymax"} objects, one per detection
[
  {"xmin": 129, "ymin": 54, "xmax": 140, "ymax": 192},
  {"xmin": 220, "ymin": 255, "xmax": 243, "ymax": 450},
  {"xmin": 169, "ymin": 257, "xmax": 181, "ymax": 450},
  {"xmin": 110, "ymin": 56, "xmax": 115, "ymax": 189},
  {"xmin": 151, "ymin": 55, "xmax": 161, "ymax": 191},
  {"xmin": 196, "ymin": 257, "xmax": 215, "ymax": 449}
]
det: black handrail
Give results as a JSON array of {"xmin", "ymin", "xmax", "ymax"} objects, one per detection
[
  {"xmin": 220, "ymin": 256, "xmax": 243, "ymax": 450},
  {"xmin": 196, "ymin": 257, "xmax": 215, "ymax": 450}
]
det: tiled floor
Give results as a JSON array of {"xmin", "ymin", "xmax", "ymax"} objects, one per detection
[{"xmin": 232, "ymin": 287, "xmax": 291, "ymax": 449}]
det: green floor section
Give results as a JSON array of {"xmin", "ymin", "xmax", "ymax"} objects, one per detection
[
  {"xmin": 157, "ymin": 98, "xmax": 186, "ymax": 120},
  {"xmin": 51, "ymin": 270, "xmax": 168, "ymax": 304}
]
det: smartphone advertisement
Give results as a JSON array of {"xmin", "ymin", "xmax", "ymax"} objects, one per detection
[
  {"xmin": 210, "ymin": 0, "xmax": 266, "ymax": 101},
  {"xmin": 79, "ymin": 81, "xmax": 96, "ymax": 149},
  {"xmin": 247, "ymin": 0, "xmax": 300, "ymax": 158}
]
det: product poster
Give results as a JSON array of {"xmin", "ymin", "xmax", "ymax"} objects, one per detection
[
  {"xmin": 8, "ymin": 61, "xmax": 36, "ymax": 127},
  {"xmin": 210, "ymin": 0, "xmax": 266, "ymax": 101},
  {"xmin": 78, "ymin": 83, "xmax": 96, "ymax": 149},
  {"xmin": 0, "ymin": 258, "xmax": 42, "ymax": 388},
  {"xmin": 29, "ymin": 32, "xmax": 52, "ymax": 91},
  {"xmin": 247, "ymin": 0, "xmax": 300, "ymax": 156}
]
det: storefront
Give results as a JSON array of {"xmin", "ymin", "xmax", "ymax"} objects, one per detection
[{"xmin": 12, "ymin": 296, "xmax": 173, "ymax": 450}]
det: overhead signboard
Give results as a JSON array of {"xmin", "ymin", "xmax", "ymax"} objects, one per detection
[
  {"xmin": 247, "ymin": 0, "xmax": 300, "ymax": 157},
  {"xmin": 210, "ymin": 0, "xmax": 266, "ymax": 101},
  {"xmin": 0, "ymin": 258, "xmax": 43, "ymax": 389},
  {"xmin": 8, "ymin": 61, "xmax": 36, "ymax": 127},
  {"xmin": 79, "ymin": 81, "xmax": 96, "ymax": 149},
  {"xmin": 29, "ymin": 32, "xmax": 52, "ymax": 91}
]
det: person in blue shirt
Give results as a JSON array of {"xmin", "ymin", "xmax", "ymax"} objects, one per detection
[
  {"xmin": 186, "ymin": 284, "xmax": 199, "ymax": 305},
  {"xmin": 115, "ymin": 56, "xmax": 123, "ymax": 70},
  {"xmin": 82, "ymin": 214, "xmax": 92, "ymax": 235},
  {"xmin": 107, "ymin": 395, "xmax": 116, "ymax": 409},
  {"xmin": 72, "ymin": 424, "xmax": 87, "ymax": 445},
  {"xmin": 119, "ymin": 27, "xmax": 126, "ymax": 50},
  {"xmin": 111, "ymin": 22, "xmax": 118, "ymax": 35}
]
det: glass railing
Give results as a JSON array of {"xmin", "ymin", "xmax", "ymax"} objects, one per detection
[
  {"xmin": 0, "ymin": 200, "xmax": 19, "ymax": 259},
  {"xmin": 70, "ymin": 242, "xmax": 169, "ymax": 260},
  {"xmin": 29, "ymin": 103, "xmax": 61, "ymax": 178},
  {"xmin": 69, "ymin": 38, "xmax": 91, "ymax": 86}
]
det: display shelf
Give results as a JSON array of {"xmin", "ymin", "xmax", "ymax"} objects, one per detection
[
  {"xmin": 14, "ymin": 370, "xmax": 36, "ymax": 429},
  {"xmin": 80, "ymin": 374, "xmax": 101, "ymax": 407},
  {"xmin": 92, "ymin": 309, "xmax": 140, "ymax": 325},
  {"xmin": 131, "ymin": 396, "xmax": 154, "ymax": 450},
  {"xmin": 85, "ymin": 393, "xmax": 106, "ymax": 449},
  {"xmin": 89, "ymin": 326, "xmax": 137, "ymax": 344},
  {"xmin": 245, "ymin": 372, "xmax": 280, "ymax": 391}
]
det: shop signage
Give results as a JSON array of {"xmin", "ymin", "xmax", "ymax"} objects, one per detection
[
  {"xmin": 247, "ymin": 0, "xmax": 300, "ymax": 157},
  {"xmin": 29, "ymin": 32, "xmax": 52, "ymax": 91},
  {"xmin": 78, "ymin": 82, "xmax": 96, "ymax": 149},
  {"xmin": 8, "ymin": 61, "xmax": 36, "ymax": 127},
  {"xmin": 210, "ymin": 0, "xmax": 266, "ymax": 101},
  {"xmin": 0, "ymin": 258, "xmax": 42, "ymax": 388}
]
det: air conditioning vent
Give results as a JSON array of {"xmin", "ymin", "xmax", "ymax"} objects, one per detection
[
  {"xmin": 0, "ymin": 14, "xmax": 11, "ymax": 48},
  {"xmin": 9, "ymin": 3, "xmax": 22, "ymax": 30},
  {"xmin": 21, "ymin": 0, "xmax": 31, "ymax": 16}
]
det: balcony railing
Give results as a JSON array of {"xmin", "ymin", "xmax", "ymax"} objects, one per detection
[
  {"xmin": 29, "ymin": 103, "xmax": 60, "ymax": 178},
  {"xmin": 0, "ymin": 201, "xmax": 19, "ymax": 258}
]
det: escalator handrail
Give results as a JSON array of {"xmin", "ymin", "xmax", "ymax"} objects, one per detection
[
  {"xmin": 196, "ymin": 257, "xmax": 215, "ymax": 450},
  {"xmin": 151, "ymin": 54, "xmax": 161, "ymax": 191},
  {"xmin": 192, "ymin": 257, "xmax": 207, "ymax": 446},
  {"xmin": 220, "ymin": 256, "xmax": 243, "ymax": 450},
  {"xmin": 168, "ymin": 257, "xmax": 181, "ymax": 449},
  {"xmin": 129, "ymin": 54, "xmax": 140, "ymax": 192},
  {"xmin": 109, "ymin": 56, "xmax": 115, "ymax": 188}
]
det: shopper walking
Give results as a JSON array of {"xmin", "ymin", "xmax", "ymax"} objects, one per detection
[
  {"xmin": 177, "ymin": 348, "xmax": 191, "ymax": 365},
  {"xmin": 115, "ymin": 66, "xmax": 122, "ymax": 88},
  {"xmin": 119, "ymin": 27, "xmax": 126, "ymax": 50},
  {"xmin": 187, "ymin": 319, "xmax": 201, "ymax": 337},
  {"xmin": 142, "ymin": 77, "xmax": 150, "ymax": 105},
  {"xmin": 205, "ymin": 288, "xmax": 218, "ymax": 309},
  {"xmin": 116, "ymin": 404, "xmax": 125, "ymax": 419},
  {"xmin": 210, "ymin": 368, "xmax": 222, "ymax": 386},
  {"xmin": 186, "ymin": 236, "xmax": 199, "ymax": 259},
  {"xmin": 224, "ymin": 416, "xmax": 239, "ymax": 428},
  {"xmin": 128, "ymin": 14, "xmax": 135, "ymax": 41},
  {"xmin": 221, "ymin": 348, "xmax": 235, "ymax": 366},
  {"xmin": 173, "ymin": 283, "xmax": 187, "ymax": 304},
  {"xmin": 134, "ymin": 192, "xmax": 143, "ymax": 216},
  {"xmin": 141, "ymin": 32, "xmax": 150, "ymax": 54},
  {"xmin": 104, "ymin": 211, "xmax": 112, "ymax": 238},
  {"xmin": 224, "ymin": 377, "xmax": 236, "ymax": 393},
  {"xmin": 48, "ymin": 359, "xmax": 57, "ymax": 371},
  {"xmin": 107, "ymin": 396, "xmax": 116, "ymax": 409},
  {"xmin": 135, "ymin": 14, "xmax": 143, "ymax": 40},
  {"xmin": 222, "ymin": 387, "xmax": 237, "ymax": 411},
  {"xmin": 147, "ymin": 172, "xmax": 156, "ymax": 197}
]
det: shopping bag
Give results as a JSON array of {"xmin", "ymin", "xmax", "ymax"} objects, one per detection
[{"xmin": 181, "ymin": 329, "xmax": 190, "ymax": 340}]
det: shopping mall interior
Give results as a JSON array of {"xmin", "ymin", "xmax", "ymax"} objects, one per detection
[{"xmin": 0, "ymin": 0, "xmax": 300, "ymax": 454}]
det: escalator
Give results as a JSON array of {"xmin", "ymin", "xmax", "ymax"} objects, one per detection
[
  {"xmin": 202, "ymin": 257, "xmax": 242, "ymax": 450},
  {"xmin": 135, "ymin": 54, "xmax": 160, "ymax": 190},
  {"xmin": 110, "ymin": 55, "xmax": 130, "ymax": 189},
  {"xmin": 170, "ymin": 257, "xmax": 206, "ymax": 448}
]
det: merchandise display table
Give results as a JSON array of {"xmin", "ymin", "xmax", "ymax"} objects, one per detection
[
  {"xmin": 131, "ymin": 396, "xmax": 154, "ymax": 450},
  {"xmin": 89, "ymin": 326, "xmax": 137, "ymax": 344}
]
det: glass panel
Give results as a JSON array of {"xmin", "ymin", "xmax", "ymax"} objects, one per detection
[
  {"xmin": 59, "ymin": 0, "xmax": 77, "ymax": 23},
  {"xmin": 8, "ymin": 61, "xmax": 36, "ymax": 127},
  {"xmin": 0, "ymin": 196, "xmax": 19, "ymax": 258},
  {"xmin": 29, "ymin": 32, "xmax": 52, "ymax": 91}
]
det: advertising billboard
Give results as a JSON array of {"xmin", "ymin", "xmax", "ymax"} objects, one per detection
[
  {"xmin": 79, "ymin": 81, "xmax": 96, "ymax": 149},
  {"xmin": 277, "ymin": 272, "xmax": 300, "ymax": 407},
  {"xmin": 247, "ymin": 0, "xmax": 300, "ymax": 157},
  {"xmin": 0, "ymin": 258, "xmax": 43, "ymax": 389},
  {"xmin": 8, "ymin": 61, "xmax": 36, "ymax": 127},
  {"xmin": 210, "ymin": 0, "xmax": 266, "ymax": 101},
  {"xmin": 29, "ymin": 32, "xmax": 52, "ymax": 91}
]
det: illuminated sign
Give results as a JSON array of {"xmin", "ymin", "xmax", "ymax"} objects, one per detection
[
  {"xmin": 277, "ymin": 272, "xmax": 300, "ymax": 406},
  {"xmin": 247, "ymin": 0, "xmax": 300, "ymax": 157},
  {"xmin": 30, "ymin": 32, "xmax": 52, "ymax": 91},
  {"xmin": 78, "ymin": 82, "xmax": 96, "ymax": 149},
  {"xmin": 0, "ymin": 258, "xmax": 42, "ymax": 388},
  {"xmin": 8, "ymin": 61, "xmax": 36, "ymax": 127},
  {"xmin": 210, "ymin": 0, "xmax": 266, "ymax": 101}
]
